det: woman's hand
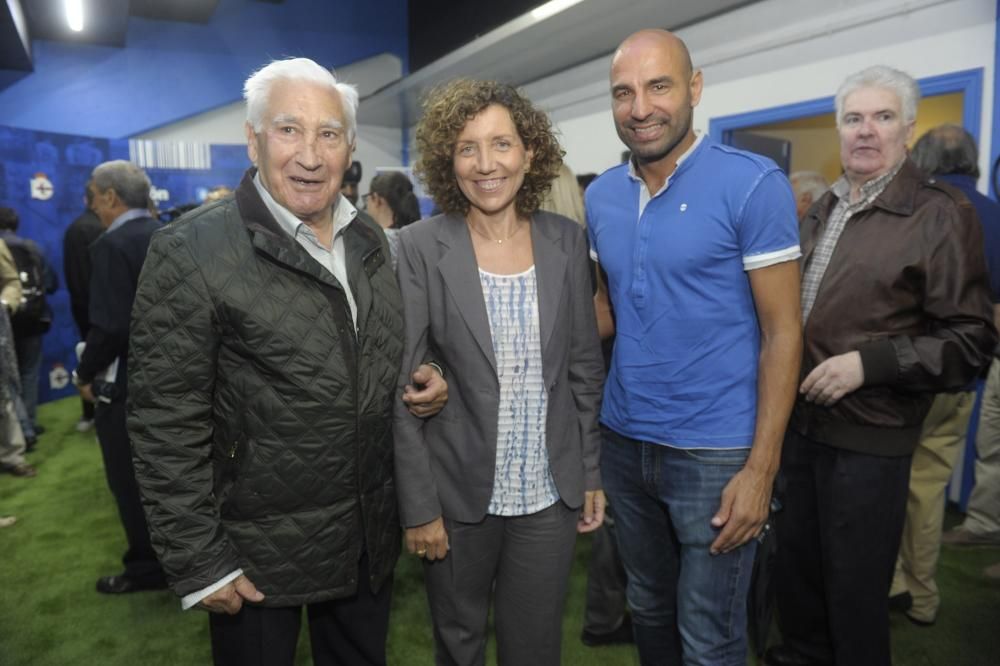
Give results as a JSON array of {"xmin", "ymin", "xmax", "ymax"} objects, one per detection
[
  {"xmin": 406, "ymin": 516, "xmax": 450, "ymax": 561},
  {"xmin": 577, "ymin": 490, "xmax": 606, "ymax": 533}
]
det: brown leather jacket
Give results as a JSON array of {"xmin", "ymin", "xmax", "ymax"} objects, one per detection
[{"xmin": 791, "ymin": 159, "xmax": 997, "ymax": 456}]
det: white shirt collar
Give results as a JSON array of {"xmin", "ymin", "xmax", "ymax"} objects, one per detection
[
  {"xmin": 252, "ymin": 171, "xmax": 357, "ymax": 241},
  {"xmin": 105, "ymin": 208, "xmax": 150, "ymax": 235}
]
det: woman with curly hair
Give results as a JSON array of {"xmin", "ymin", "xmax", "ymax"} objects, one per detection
[{"xmin": 392, "ymin": 79, "xmax": 606, "ymax": 665}]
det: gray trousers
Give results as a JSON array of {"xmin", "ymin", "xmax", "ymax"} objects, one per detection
[
  {"xmin": 423, "ymin": 501, "xmax": 578, "ymax": 666},
  {"xmin": 963, "ymin": 358, "xmax": 1000, "ymax": 536}
]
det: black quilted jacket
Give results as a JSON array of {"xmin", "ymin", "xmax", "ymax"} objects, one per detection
[{"xmin": 127, "ymin": 169, "xmax": 403, "ymax": 606}]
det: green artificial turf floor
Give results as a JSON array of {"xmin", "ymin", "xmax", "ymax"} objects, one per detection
[{"xmin": 1, "ymin": 397, "xmax": 998, "ymax": 665}]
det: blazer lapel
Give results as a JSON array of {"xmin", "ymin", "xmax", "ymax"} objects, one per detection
[
  {"xmin": 531, "ymin": 216, "xmax": 566, "ymax": 361},
  {"xmin": 436, "ymin": 215, "xmax": 498, "ymax": 377}
]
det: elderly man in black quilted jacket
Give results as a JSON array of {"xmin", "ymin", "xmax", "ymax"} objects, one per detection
[{"xmin": 127, "ymin": 58, "xmax": 446, "ymax": 666}]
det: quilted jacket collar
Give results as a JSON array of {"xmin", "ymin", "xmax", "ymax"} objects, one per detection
[{"xmin": 234, "ymin": 168, "xmax": 386, "ymax": 330}]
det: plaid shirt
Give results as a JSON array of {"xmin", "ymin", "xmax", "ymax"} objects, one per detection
[{"xmin": 800, "ymin": 160, "xmax": 905, "ymax": 321}]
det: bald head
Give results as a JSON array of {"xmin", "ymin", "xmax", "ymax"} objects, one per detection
[
  {"xmin": 608, "ymin": 29, "xmax": 702, "ymax": 173},
  {"xmin": 613, "ymin": 29, "xmax": 693, "ymax": 81}
]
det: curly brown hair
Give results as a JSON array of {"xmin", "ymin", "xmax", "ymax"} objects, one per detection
[{"xmin": 414, "ymin": 79, "xmax": 564, "ymax": 218}]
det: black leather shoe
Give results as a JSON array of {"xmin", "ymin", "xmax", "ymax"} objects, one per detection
[
  {"xmin": 904, "ymin": 612, "xmax": 936, "ymax": 627},
  {"xmin": 581, "ymin": 615, "xmax": 634, "ymax": 647},
  {"xmin": 764, "ymin": 645, "xmax": 830, "ymax": 666},
  {"xmin": 96, "ymin": 574, "xmax": 168, "ymax": 594},
  {"xmin": 2, "ymin": 462, "xmax": 37, "ymax": 477},
  {"xmin": 888, "ymin": 591, "xmax": 913, "ymax": 612}
]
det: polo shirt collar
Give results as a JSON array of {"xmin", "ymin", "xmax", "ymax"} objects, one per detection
[{"xmin": 626, "ymin": 131, "xmax": 706, "ymax": 196}]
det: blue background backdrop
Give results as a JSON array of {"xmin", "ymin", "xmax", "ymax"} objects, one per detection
[
  {"xmin": 0, "ymin": 0, "xmax": 409, "ymax": 138},
  {"xmin": 1, "ymin": 124, "xmax": 249, "ymax": 404}
]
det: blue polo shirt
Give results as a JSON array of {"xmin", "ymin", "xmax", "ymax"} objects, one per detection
[{"xmin": 586, "ymin": 134, "xmax": 800, "ymax": 448}]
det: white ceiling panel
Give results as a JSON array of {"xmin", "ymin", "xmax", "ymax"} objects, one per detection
[{"xmin": 360, "ymin": 0, "xmax": 761, "ymax": 127}]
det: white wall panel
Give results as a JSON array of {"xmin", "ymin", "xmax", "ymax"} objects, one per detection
[{"xmin": 537, "ymin": 0, "xmax": 996, "ymax": 189}]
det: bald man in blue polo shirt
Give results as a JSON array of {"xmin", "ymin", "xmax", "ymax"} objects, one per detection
[{"xmin": 586, "ymin": 30, "xmax": 802, "ymax": 665}]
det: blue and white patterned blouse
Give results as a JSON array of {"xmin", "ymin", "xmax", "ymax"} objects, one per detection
[{"xmin": 479, "ymin": 265, "xmax": 560, "ymax": 516}]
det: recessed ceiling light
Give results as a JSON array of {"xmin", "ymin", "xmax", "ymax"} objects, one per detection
[{"xmin": 66, "ymin": 0, "xmax": 84, "ymax": 32}]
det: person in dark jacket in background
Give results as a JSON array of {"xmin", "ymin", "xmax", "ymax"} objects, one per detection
[
  {"xmin": 63, "ymin": 186, "xmax": 105, "ymax": 433},
  {"xmin": 72, "ymin": 160, "xmax": 166, "ymax": 596},
  {"xmin": 127, "ymin": 58, "xmax": 447, "ymax": 666},
  {"xmin": 889, "ymin": 124, "xmax": 1000, "ymax": 624},
  {"xmin": 926, "ymin": 126, "xmax": 1000, "ymax": 582},
  {"xmin": 767, "ymin": 67, "xmax": 997, "ymax": 666}
]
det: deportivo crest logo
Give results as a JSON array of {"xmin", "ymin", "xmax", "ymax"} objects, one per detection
[{"xmin": 30, "ymin": 173, "xmax": 54, "ymax": 200}]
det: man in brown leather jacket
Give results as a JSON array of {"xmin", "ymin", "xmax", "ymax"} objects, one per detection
[{"xmin": 765, "ymin": 66, "xmax": 997, "ymax": 666}]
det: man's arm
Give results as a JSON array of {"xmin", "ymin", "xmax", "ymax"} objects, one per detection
[
  {"xmin": 804, "ymin": 198, "xmax": 998, "ymax": 403},
  {"xmin": 878, "ymin": 200, "xmax": 998, "ymax": 389},
  {"xmin": 63, "ymin": 224, "xmax": 93, "ymax": 309},
  {"xmin": 127, "ymin": 229, "xmax": 245, "ymax": 602},
  {"xmin": 41, "ymin": 252, "xmax": 58, "ymax": 294},
  {"xmin": 401, "ymin": 363, "xmax": 448, "ymax": 418},
  {"xmin": 193, "ymin": 573, "xmax": 263, "ymax": 615},
  {"xmin": 593, "ymin": 261, "xmax": 615, "ymax": 340},
  {"xmin": 77, "ymin": 241, "xmax": 128, "ymax": 383},
  {"xmin": 711, "ymin": 260, "xmax": 802, "ymax": 554}
]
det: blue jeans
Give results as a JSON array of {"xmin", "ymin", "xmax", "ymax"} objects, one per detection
[
  {"xmin": 601, "ymin": 427, "xmax": 757, "ymax": 666},
  {"xmin": 14, "ymin": 334, "xmax": 42, "ymax": 425}
]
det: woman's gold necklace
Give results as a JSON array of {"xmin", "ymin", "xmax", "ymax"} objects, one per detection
[{"xmin": 468, "ymin": 221, "xmax": 524, "ymax": 245}]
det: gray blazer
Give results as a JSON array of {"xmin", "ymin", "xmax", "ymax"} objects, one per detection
[{"xmin": 393, "ymin": 211, "xmax": 605, "ymax": 527}]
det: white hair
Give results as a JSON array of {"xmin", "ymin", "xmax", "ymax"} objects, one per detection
[
  {"xmin": 834, "ymin": 65, "xmax": 919, "ymax": 128},
  {"xmin": 243, "ymin": 57, "xmax": 359, "ymax": 143}
]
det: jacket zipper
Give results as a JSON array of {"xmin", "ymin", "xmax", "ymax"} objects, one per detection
[
  {"xmin": 342, "ymin": 284, "xmax": 364, "ymax": 589},
  {"xmin": 351, "ymin": 242, "xmax": 382, "ymax": 587}
]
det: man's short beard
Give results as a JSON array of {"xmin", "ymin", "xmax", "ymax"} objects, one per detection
[{"xmin": 626, "ymin": 116, "xmax": 692, "ymax": 166}]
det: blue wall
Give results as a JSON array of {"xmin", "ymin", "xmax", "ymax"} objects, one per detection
[
  {"xmin": 0, "ymin": 124, "xmax": 251, "ymax": 405},
  {"xmin": 0, "ymin": 0, "xmax": 408, "ymax": 138}
]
